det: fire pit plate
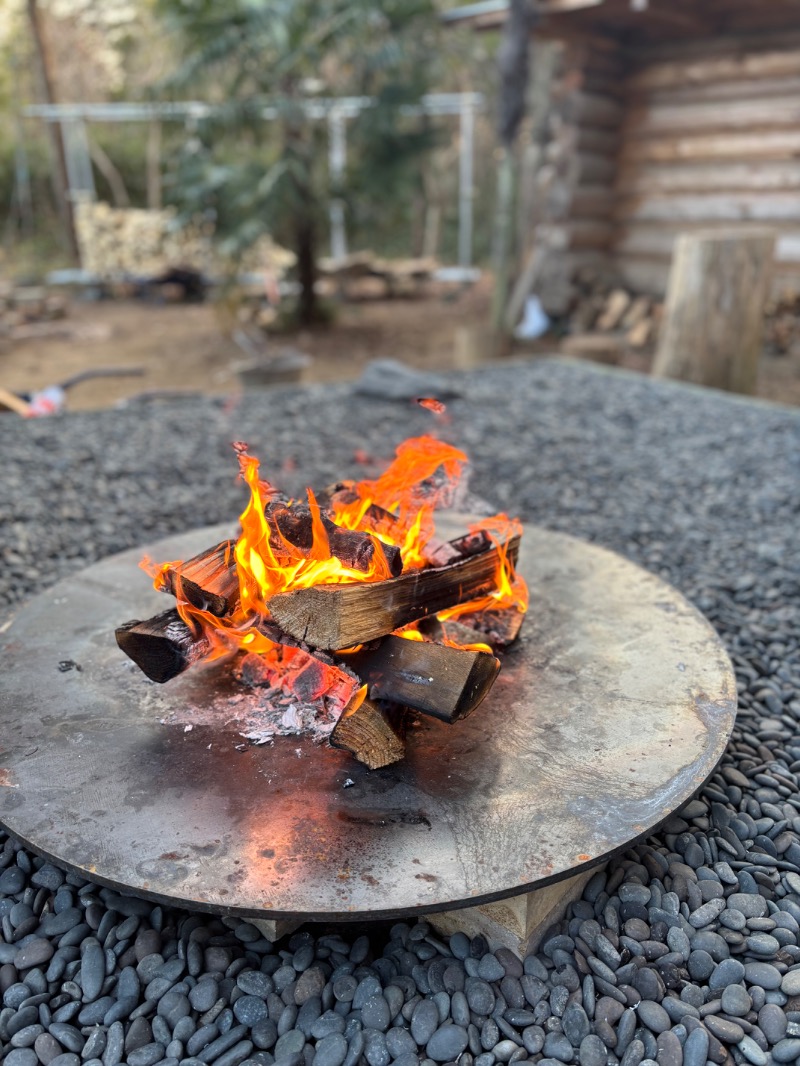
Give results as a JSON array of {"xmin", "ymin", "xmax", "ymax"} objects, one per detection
[{"xmin": 0, "ymin": 523, "xmax": 736, "ymax": 921}]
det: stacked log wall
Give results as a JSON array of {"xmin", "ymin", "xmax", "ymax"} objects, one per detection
[
  {"xmin": 533, "ymin": 37, "xmax": 623, "ymax": 314},
  {"xmin": 613, "ymin": 34, "xmax": 800, "ymax": 296}
]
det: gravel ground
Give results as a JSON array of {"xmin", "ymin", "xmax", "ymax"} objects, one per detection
[{"xmin": 1, "ymin": 359, "xmax": 800, "ymax": 1066}]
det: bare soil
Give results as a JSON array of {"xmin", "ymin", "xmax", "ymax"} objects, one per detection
[{"xmin": 1, "ymin": 281, "xmax": 798, "ymax": 411}]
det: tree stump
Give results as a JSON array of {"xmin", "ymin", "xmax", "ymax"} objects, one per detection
[{"xmin": 652, "ymin": 229, "xmax": 775, "ymax": 395}]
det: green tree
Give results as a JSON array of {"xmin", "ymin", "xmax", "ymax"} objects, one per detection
[{"xmin": 157, "ymin": 0, "xmax": 440, "ymax": 325}]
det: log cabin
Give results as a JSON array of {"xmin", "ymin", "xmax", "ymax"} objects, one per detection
[{"xmin": 449, "ymin": 0, "xmax": 800, "ymax": 312}]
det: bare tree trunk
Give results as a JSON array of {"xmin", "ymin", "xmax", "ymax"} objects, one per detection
[
  {"xmin": 296, "ymin": 217, "xmax": 318, "ymax": 326},
  {"xmin": 26, "ymin": 0, "xmax": 79, "ymax": 263}
]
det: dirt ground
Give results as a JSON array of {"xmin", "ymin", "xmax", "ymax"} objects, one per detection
[{"xmin": 1, "ymin": 281, "xmax": 799, "ymax": 411}]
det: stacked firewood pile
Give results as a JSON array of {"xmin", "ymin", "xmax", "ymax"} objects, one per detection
[
  {"xmin": 0, "ymin": 281, "xmax": 68, "ymax": 334},
  {"xmin": 763, "ymin": 290, "xmax": 800, "ymax": 357},
  {"xmin": 558, "ymin": 273, "xmax": 664, "ymax": 365},
  {"xmin": 116, "ymin": 440, "xmax": 527, "ymax": 771},
  {"xmin": 75, "ymin": 201, "xmax": 294, "ymax": 282},
  {"xmin": 317, "ymin": 252, "xmax": 439, "ymax": 300},
  {"xmin": 560, "ymin": 278, "xmax": 798, "ymax": 365}
]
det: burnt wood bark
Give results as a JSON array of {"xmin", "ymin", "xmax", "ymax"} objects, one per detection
[
  {"xmin": 343, "ymin": 635, "xmax": 500, "ymax": 723},
  {"xmin": 162, "ymin": 540, "xmax": 239, "ymax": 616},
  {"xmin": 267, "ymin": 503, "xmax": 403, "ymax": 576},
  {"xmin": 419, "ymin": 616, "xmax": 494, "ymax": 649},
  {"xmin": 116, "ymin": 608, "xmax": 358, "ymax": 714},
  {"xmin": 267, "ymin": 536, "xmax": 520, "ymax": 651},
  {"xmin": 329, "ymin": 694, "xmax": 406, "ymax": 769},
  {"xmin": 450, "ymin": 606, "xmax": 526, "ymax": 649},
  {"xmin": 115, "ymin": 608, "xmax": 210, "ymax": 683}
]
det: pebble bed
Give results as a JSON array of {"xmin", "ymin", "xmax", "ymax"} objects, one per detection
[{"xmin": 1, "ymin": 360, "xmax": 800, "ymax": 1066}]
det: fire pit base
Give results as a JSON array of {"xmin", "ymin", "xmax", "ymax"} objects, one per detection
[
  {"xmin": 250, "ymin": 867, "xmax": 598, "ymax": 956},
  {"xmin": 0, "ymin": 522, "xmax": 736, "ymax": 927},
  {"xmin": 427, "ymin": 868, "xmax": 597, "ymax": 956}
]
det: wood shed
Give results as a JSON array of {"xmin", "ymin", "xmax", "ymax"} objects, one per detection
[{"xmin": 456, "ymin": 0, "xmax": 800, "ymax": 313}]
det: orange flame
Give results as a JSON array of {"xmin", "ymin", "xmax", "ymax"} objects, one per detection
[
  {"xmin": 144, "ymin": 433, "xmax": 527, "ymax": 703},
  {"xmin": 331, "ymin": 435, "xmax": 467, "ymax": 569},
  {"xmin": 438, "ymin": 514, "xmax": 529, "ymax": 623}
]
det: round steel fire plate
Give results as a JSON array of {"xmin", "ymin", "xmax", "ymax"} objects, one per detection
[{"xmin": 0, "ymin": 524, "xmax": 736, "ymax": 921}]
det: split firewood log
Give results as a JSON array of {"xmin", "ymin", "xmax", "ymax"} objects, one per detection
[
  {"xmin": 267, "ymin": 536, "xmax": 520, "ymax": 650},
  {"xmin": 342, "ymin": 635, "xmax": 499, "ymax": 723},
  {"xmin": 329, "ymin": 693, "xmax": 406, "ymax": 769}
]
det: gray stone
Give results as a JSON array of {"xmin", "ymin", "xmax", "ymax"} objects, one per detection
[
  {"xmin": 704, "ymin": 1016, "xmax": 745, "ymax": 1044},
  {"xmin": 636, "ymin": 1002, "xmax": 670, "ymax": 1035},
  {"xmin": 234, "ymin": 997, "xmax": 270, "ymax": 1026},
  {"xmin": 313, "ymin": 1034, "xmax": 347, "ymax": 1066},
  {"xmin": 465, "ymin": 979, "xmax": 495, "ymax": 1017},
  {"xmin": 720, "ymin": 984, "xmax": 751, "ymax": 1017},
  {"xmin": 14, "ymin": 939, "xmax": 53, "ymax": 971},
  {"xmin": 737, "ymin": 1036, "xmax": 768, "ymax": 1066},
  {"xmin": 426, "ymin": 1024, "xmax": 468, "ymax": 1063},
  {"xmin": 238, "ymin": 971, "xmax": 274, "ymax": 998},
  {"xmin": 746, "ymin": 934, "xmax": 780, "ymax": 957},
  {"xmin": 682, "ymin": 1028, "xmax": 708, "ymax": 1066},
  {"xmin": 273, "ymin": 1029, "xmax": 306, "ymax": 1062},
  {"xmin": 543, "ymin": 1032, "xmax": 574, "ymax": 1063},
  {"xmin": 126, "ymin": 1045, "xmax": 165, "ymax": 1066},
  {"xmin": 477, "ymin": 956, "xmax": 505, "ymax": 983},
  {"xmin": 411, "ymin": 1001, "xmax": 440, "ymax": 1047},
  {"xmin": 772, "ymin": 1039, "xmax": 800, "ymax": 1063},
  {"xmin": 191, "ymin": 980, "xmax": 220, "ymax": 1013},
  {"xmin": 744, "ymin": 962, "xmax": 782, "ymax": 990},
  {"xmin": 727, "ymin": 895, "xmax": 768, "ymax": 919},
  {"xmin": 759, "ymin": 1002, "xmax": 788, "ymax": 1043},
  {"xmin": 579, "ymin": 1035, "xmax": 606, "ymax": 1066},
  {"xmin": 354, "ymin": 360, "xmax": 461, "ymax": 403}
]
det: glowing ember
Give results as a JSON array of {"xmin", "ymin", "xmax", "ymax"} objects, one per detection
[{"xmin": 415, "ymin": 397, "xmax": 447, "ymax": 415}]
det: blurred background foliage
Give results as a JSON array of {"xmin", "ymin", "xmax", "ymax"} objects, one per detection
[{"xmin": 0, "ymin": 0, "xmax": 501, "ymax": 289}]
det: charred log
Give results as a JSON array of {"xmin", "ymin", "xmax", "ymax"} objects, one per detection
[
  {"xmin": 162, "ymin": 540, "xmax": 239, "ymax": 616},
  {"xmin": 267, "ymin": 536, "xmax": 520, "ymax": 651},
  {"xmin": 115, "ymin": 608, "xmax": 209, "ymax": 683},
  {"xmin": 447, "ymin": 606, "xmax": 526, "ymax": 649},
  {"xmin": 266, "ymin": 503, "xmax": 403, "ymax": 577},
  {"xmin": 329, "ymin": 693, "xmax": 406, "ymax": 769},
  {"xmin": 116, "ymin": 607, "xmax": 359, "ymax": 713},
  {"xmin": 343, "ymin": 635, "xmax": 500, "ymax": 723}
]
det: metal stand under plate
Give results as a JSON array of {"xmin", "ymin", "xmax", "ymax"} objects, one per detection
[{"xmin": 0, "ymin": 523, "xmax": 736, "ymax": 930}]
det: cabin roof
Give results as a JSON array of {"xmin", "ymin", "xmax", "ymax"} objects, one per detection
[{"xmin": 442, "ymin": 0, "xmax": 800, "ymax": 45}]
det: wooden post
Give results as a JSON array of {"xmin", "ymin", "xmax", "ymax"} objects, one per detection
[
  {"xmin": 147, "ymin": 119, "xmax": 162, "ymax": 211},
  {"xmin": 653, "ymin": 229, "xmax": 776, "ymax": 395}
]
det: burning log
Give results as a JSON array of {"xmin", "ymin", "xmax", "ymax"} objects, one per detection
[
  {"xmin": 267, "ymin": 536, "xmax": 520, "ymax": 651},
  {"xmin": 329, "ymin": 692, "xmax": 406, "ymax": 769},
  {"xmin": 115, "ymin": 610, "xmax": 359, "ymax": 716},
  {"xmin": 266, "ymin": 503, "xmax": 403, "ymax": 577},
  {"xmin": 448, "ymin": 606, "xmax": 526, "ymax": 649},
  {"xmin": 344, "ymin": 635, "xmax": 500, "ymax": 723},
  {"xmin": 423, "ymin": 529, "xmax": 492, "ymax": 568},
  {"xmin": 116, "ymin": 608, "xmax": 209, "ymax": 684},
  {"xmin": 161, "ymin": 540, "xmax": 239, "ymax": 616}
]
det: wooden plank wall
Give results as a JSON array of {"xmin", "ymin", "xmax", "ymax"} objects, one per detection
[
  {"xmin": 534, "ymin": 37, "xmax": 623, "ymax": 313},
  {"xmin": 613, "ymin": 35, "xmax": 800, "ymax": 296}
]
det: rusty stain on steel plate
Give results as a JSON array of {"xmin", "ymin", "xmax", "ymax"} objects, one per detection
[{"xmin": 0, "ymin": 522, "xmax": 736, "ymax": 922}]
